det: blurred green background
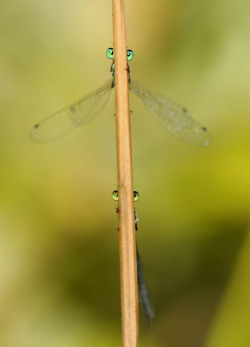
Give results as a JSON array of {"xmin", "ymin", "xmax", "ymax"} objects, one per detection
[{"xmin": 1, "ymin": 0, "xmax": 250, "ymax": 346}]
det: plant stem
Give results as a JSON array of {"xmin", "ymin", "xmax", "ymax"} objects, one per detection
[{"xmin": 112, "ymin": 0, "xmax": 139, "ymax": 346}]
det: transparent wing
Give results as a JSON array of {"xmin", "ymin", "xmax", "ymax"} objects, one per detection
[
  {"xmin": 136, "ymin": 244, "xmax": 154, "ymax": 324},
  {"xmin": 30, "ymin": 80, "xmax": 112, "ymax": 143},
  {"xmin": 129, "ymin": 79, "xmax": 212, "ymax": 146}
]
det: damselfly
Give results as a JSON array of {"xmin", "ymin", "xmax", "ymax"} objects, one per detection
[
  {"xmin": 112, "ymin": 189, "xmax": 155, "ymax": 324},
  {"xmin": 30, "ymin": 48, "xmax": 212, "ymax": 146}
]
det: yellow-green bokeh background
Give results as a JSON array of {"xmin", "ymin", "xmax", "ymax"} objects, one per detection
[{"xmin": 1, "ymin": 0, "xmax": 250, "ymax": 346}]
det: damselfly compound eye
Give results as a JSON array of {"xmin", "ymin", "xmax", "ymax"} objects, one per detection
[
  {"xmin": 133, "ymin": 190, "xmax": 139, "ymax": 202},
  {"xmin": 106, "ymin": 47, "xmax": 114, "ymax": 60},
  {"xmin": 127, "ymin": 49, "xmax": 134, "ymax": 61},
  {"xmin": 112, "ymin": 190, "xmax": 119, "ymax": 201}
]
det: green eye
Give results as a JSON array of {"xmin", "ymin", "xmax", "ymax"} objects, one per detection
[
  {"xmin": 133, "ymin": 190, "xmax": 139, "ymax": 202},
  {"xmin": 112, "ymin": 190, "xmax": 119, "ymax": 201},
  {"xmin": 107, "ymin": 48, "xmax": 134, "ymax": 61},
  {"xmin": 112, "ymin": 190, "xmax": 139, "ymax": 202},
  {"xmin": 127, "ymin": 49, "xmax": 134, "ymax": 61},
  {"xmin": 106, "ymin": 47, "xmax": 114, "ymax": 60}
]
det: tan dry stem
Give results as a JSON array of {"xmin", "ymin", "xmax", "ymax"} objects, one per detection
[{"xmin": 112, "ymin": 0, "xmax": 139, "ymax": 346}]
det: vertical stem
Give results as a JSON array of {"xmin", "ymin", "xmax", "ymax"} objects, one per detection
[{"xmin": 112, "ymin": 0, "xmax": 139, "ymax": 346}]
